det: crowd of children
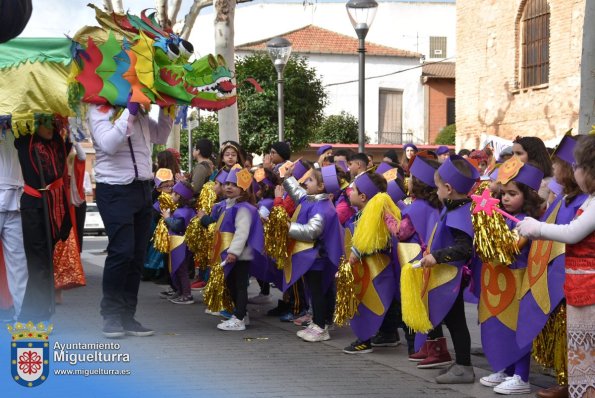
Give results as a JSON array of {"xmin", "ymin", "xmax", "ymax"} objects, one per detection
[{"xmin": 144, "ymin": 135, "xmax": 594, "ymax": 398}]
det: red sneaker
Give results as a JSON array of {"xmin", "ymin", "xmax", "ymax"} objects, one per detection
[{"xmin": 191, "ymin": 280, "xmax": 207, "ymax": 291}]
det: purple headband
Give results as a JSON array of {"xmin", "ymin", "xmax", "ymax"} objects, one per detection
[
  {"xmin": 437, "ymin": 155, "xmax": 480, "ymax": 194},
  {"xmin": 321, "ymin": 165, "xmax": 340, "ymax": 195},
  {"xmin": 553, "ymin": 135, "xmax": 577, "ymax": 165},
  {"xmin": 173, "ymin": 182, "xmax": 194, "ymax": 201},
  {"xmin": 387, "ymin": 180, "xmax": 406, "ymax": 203},
  {"xmin": 225, "ymin": 168, "xmax": 239, "ymax": 185},
  {"xmin": 375, "ymin": 162, "xmax": 393, "ymax": 175},
  {"xmin": 354, "ymin": 173, "xmax": 380, "ymax": 200},
  {"xmin": 409, "ymin": 156, "xmax": 437, "ymax": 188},
  {"xmin": 215, "ymin": 169, "xmax": 229, "ymax": 184},
  {"xmin": 292, "ymin": 160, "xmax": 308, "ymax": 181},
  {"xmin": 317, "ymin": 144, "xmax": 333, "ymax": 156},
  {"xmin": 336, "ymin": 160, "xmax": 349, "ymax": 173},
  {"xmin": 512, "ymin": 162, "xmax": 544, "ymax": 192},
  {"xmin": 261, "ymin": 177, "xmax": 275, "ymax": 189}
]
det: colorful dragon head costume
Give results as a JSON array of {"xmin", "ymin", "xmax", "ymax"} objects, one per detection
[{"xmin": 74, "ymin": 5, "xmax": 236, "ymax": 111}]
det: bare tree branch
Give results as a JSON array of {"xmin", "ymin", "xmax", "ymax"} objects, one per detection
[
  {"xmin": 113, "ymin": 0, "xmax": 124, "ymax": 13},
  {"xmin": 103, "ymin": 0, "xmax": 114, "ymax": 13},
  {"xmin": 155, "ymin": 0, "xmax": 170, "ymax": 28},
  {"xmin": 180, "ymin": 0, "xmax": 251, "ymax": 40},
  {"xmin": 168, "ymin": 0, "xmax": 183, "ymax": 24}
]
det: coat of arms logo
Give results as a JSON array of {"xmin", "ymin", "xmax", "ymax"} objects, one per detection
[{"xmin": 7, "ymin": 321, "xmax": 53, "ymax": 387}]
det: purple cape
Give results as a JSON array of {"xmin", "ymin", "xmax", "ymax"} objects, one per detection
[
  {"xmin": 282, "ymin": 198, "xmax": 344, "ymax": 292},
  {"xmin": 169, "ymin": 206, "xmax": 196, "ymax": 274},
  {"xmin": 402, "ymin": 199, "xmax": 441, "ymax": 250},
  {"xmin": 516, "ymin": 193, "xmax": 588, "ymax": 349},
  {"xmin": 480, "ymin": 214, "xmax": 532, "ymax": 372},
  {"xmin": 214, "ymin": 202, "xmax": 270, "ymax": 280}
]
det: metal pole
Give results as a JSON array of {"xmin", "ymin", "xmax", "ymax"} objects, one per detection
[
  {"xmin": 277, "ymin": 70, "xmax": 285, "ymax": 142},
  {"xmin": 187, "ymin": 123, "xmax": 192, "ymax": 174},
  {"xmin": 358, "ymin": 36, "xmax": 366, "ymax": 153}
]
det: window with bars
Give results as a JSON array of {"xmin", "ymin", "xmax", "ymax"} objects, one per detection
[
  {"xmin": 446, "ymin": 98, "xmax": 456, "ymax": 126},
  {"xmin": 520, "ymin": 0, "xmax": 550, "ymax": 88}
]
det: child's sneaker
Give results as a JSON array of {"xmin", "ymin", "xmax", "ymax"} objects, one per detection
[
  {"xmin": 493, "ymin": 375, "xmax": 531, "ymax": 395},
  {"xmin": 435, "ymin": 363, "xmax": 475, "ymax": 384},
  {"xmin": 247, "ymin": 293, "xmax": 272, "ymax": 305},
  {"xmin": 480, "ymin": 371, "xmax": 508, "ymax": 387},
  {"xmin": 191, "ymin": 280, "xmax": 207, "ymax": 291},
  {"xmin": 169, "ymin": 295, "xmax": 194, "ymax": 305},
  {"xmin": 219, "ymin": 310, "xmax": 233, "ymax": 319},
  {"xmin": 301, "ymin": 324, "xmax": 330, "ymax": 342},
  {"xmin": 204, "ymin": 308, "xmax": 221, "ymax": 316},
  {"xmin": 217, "ymin": 315, "xmax": 246, "ymax": 331},
  {"xmin": 293, "ymin": 312, "xmax": 312, "ymax": 326},
  {"xmin": 159, "ymin": 288, "xmax": 176, "ymax": 299},
  {"xmin": 224, "ymin": 313, "xmax": 250, "ymax": 326},
  {"xmin": 343, "ymin": 339, "xmax": 373, "ymax": 354},
  {"xmin": 297, "ymin": 323, "xmax": 314, "ymax": 339},
  {"xmin": 371, "ymin": 332, "xmax": 401, "ymax": 347}
]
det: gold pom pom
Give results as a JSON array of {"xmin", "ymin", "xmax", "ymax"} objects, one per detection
[
  {"xmin": 203, "ymin": 262, "xmax": 233, "ymax": 313},
  {"xmin": 197, "ymin": 181, "xmax": 217, "ymax": 214},
  {"xmin": 333, "ymin": 256, "xmax": 359, "ymax": 326},
  {"xmin": 400, "ymin": 262, "xmax": 433, "ymax": 333},
  {"xmin": 471, "ymin": 183, "xmax": 519, "ymax": 264},
  {"xmin": 151, "ymin": 193, "xmax": 178, "ymax": 253},
  {"xmin": 532, "ymin": 303, "xmax": 567, "ymax": 385},
  {"xmin": 264, "ymin": 206, "xmax": 290, "ymax": 270},
  {"xmin": 185, "ymin": 219, "xmax": 215, "ymax": 269}
]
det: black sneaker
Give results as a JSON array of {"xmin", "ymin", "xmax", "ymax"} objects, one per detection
[
  {"xmin": 102, "ymin": 318, "xmax": 125, "ymax": 338},
  {"xmin": 371, "ymin": 332, "xmax": 401, "ymax": 347},
  {"xmin": 122, "ymin": 319, "xmax": 154, "ymax": 337},
  {"xmin": 343, "ymin": 339, "xmax": 373, "ymax": 354},
  {"xmin": 266, "ymin": 300, "xmax": 290, "ymax": 316}
]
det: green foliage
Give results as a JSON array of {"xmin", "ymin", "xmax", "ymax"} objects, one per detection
[
  {"xmin": 313, "ymin": 111, "xmax": 360, "ymax": 144},
  {"xmin": 234, "ymin": 53, "xmax": 327, "ymax": 153},
  {"xmin": 435, "ymin": 123, "xmax": 456, "ymax": 145},
  {"xmin": 178, "ymin": 115, "xmax": 220, "ymax": 168}
]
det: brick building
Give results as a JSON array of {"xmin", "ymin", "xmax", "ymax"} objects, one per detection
[
  {"xmin": 456, "ymin": 0, "xmax": 594, "ymax": 149},
  {"xmin": 422, "ymin": 62, "xmax": 455, "ymax": 144}
]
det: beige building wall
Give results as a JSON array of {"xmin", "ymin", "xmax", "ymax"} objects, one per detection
[{"xmin": 456, "ymin": 0, "xmax": 588, "ymax": 149}]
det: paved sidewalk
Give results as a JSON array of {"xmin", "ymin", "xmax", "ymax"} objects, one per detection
[{"xmin": 5, "ymin": 242, "xmax": 555, "ymax": 397}]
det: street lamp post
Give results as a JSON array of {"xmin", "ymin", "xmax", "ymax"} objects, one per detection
[
  {"xmin": 346, "ymin": 0, "xmax": 378, "ymax": 153},
  {"xmin": 266, "ymin": 37, "xmax": 293, "ymax": 142}
]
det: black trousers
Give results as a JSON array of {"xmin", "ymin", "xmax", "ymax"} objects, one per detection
[
  {"xmin": 75, "ymin": 202, "xmax": 86, "ymax": 252},
  {"xmin": 442, "ymin": 288, "xmax": 471, "ymax": 366},
  {"xmin": 226, "ymin": 260, "xmax": 250, "ymax": 320},
  {"xmin": 96, "ymin": 181, "xmax": 152, "ymax": 321},
  {"xmin": 19, "ymin": 207, "xmax": 54, "ymax": 322},
  {"xmin": 305, "ymin": 270, "xmax": 333, "ymax": 329}
]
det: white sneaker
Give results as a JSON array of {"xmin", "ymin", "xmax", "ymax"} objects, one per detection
[
  {"xmin": 205, "ymin": 308, "xmax": 221, "ymax": 316},
  {"xmin": 480, "ymin": 371, "xmax": 508, "ymax": 387},
  {"xmin": 297, "ymin": 323, "xmax": 314, "ymax": 339},
  {"xmin": 493, "ymin": 375, "xmax": 531, "ymax": 395},
  {"xmin": 216, "ymin": 316, "xmax": 246, "ymax": 331},
  {"xmin": 247, "ymin": 293, "xmax": 272, "ymax": 305},
  {"xmin": 301, "ymin": 324, "xmax": 330, "ymax": 342}
]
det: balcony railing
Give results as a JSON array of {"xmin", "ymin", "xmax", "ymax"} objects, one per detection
[{"xmin": 378, "ymin": 131, "xmax": 413, "ymax": 145}]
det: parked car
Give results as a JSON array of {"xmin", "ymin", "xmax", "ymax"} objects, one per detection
[{"xmin": 84, "ymin": 203, "xmax": 105, "ymax": 235}]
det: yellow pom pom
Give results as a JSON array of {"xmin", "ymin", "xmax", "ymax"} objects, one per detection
[
  {"xmin": 352, "ymin": 193, "xmax": 401, "ymax": 255},
  {"xmin": 264, "ymin": 206, "xmax": 290, "ymax": 270},
  {"xmin": 203, "ymin": 262, "xmax": 233, "ymax": 313},
  {"xmin": 151, "ymin": 193, "xmax": 178, "ymax": 253},
  {"xmin": 197, "ymin": 182, "xmax": 217, "ymax": 214},
  {"xmin": 333, "ymin": 256, "xmax": 359, "ymax": 326},
  {"xmin": 400, "ymin": 262, "xmax": 433, "ymax": 333}
]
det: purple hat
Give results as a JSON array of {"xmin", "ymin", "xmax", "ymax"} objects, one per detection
[
  {"xmin": 552, "ymin": 135, "xmax": 577, "ymax": 165},
  {"xmin": 321, "ymin": 165, "xmax": 340, "ymax": 195},
  {"xmin": 354, "ymin": 173, "xmax": 380, "ymax": 200},
  {"xmin": 225, "ymin": 168, "xmax": 240, "ymax": 185},
  {"xmin": 215, "ymin": 169, "xmax": 229, "ymax": 184},
  {"xmin": 511, "ymin": 162, "xmax": 544, "ymax": 192},
  {"xmin": 387, "ymin": 180, "xmax": 406, "ymax": 203},
  {"xmin": 292, "ymin": 160, "xmax": 308, "ymax": 181},
  {"xmin": 437, "ymin": 155, "xmax": 480, "ymax": 194},
  {"xmin": 548, "ymin": 179, "xmax": 563, "ymax": 196},
  {"xmin": 173, "ymin": 182, "xmax": 194, "ymax": 201},
  {"xmin": 403, "ymin": 143, "xmax": 418, "ymax": 153},
  {"xmin": 436, "ymin": 146, "xmax": 449, "ymax": 155},
  {"xmin": 409, "ymin": 156, "xmax": 438, "ymax": 188},
  {"xmin": 336, "ymin": 160, "xmax": 349, "ymax": 173},
  {"xmin": 317, "ymin": 144, "xmax": 333, "ymax": 156}
]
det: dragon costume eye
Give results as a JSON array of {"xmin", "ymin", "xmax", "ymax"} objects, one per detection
[
  {"xmin": 179, "ymin": 39, "xmax": 194, "ymax": 57},
  {"xmin": 167, "ymin": 42, "xmax": 180, "ymax": 60}
]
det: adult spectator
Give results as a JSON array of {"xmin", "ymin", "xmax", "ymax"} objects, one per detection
[
  {"xmin": 191, "ymin": 138, "xmax": 214, "ymax": 196},
  {"xmin": 0, "ymin": 132, "xmax": 27, "ymax": 321},
  {"xmin": 512, "ymin": 136, "xmax": 553, "ymax": 201},
  {"xmin": 383, "ymin": 149, "xmax": 399, "ymax": 164},
  {"xmin": 157, "ymin": 149, "xmax": 182, "ymax": 182},
  {"xmin": 400, "ymin": 143, "xmax": 418, "ymax": 175},
  {"xmin": 316, "ymin": 144, "xmax": 333, "ymax": 168},
  {"xmin": 267, "ymin": 141, "xmax": 291, "ymax": 176},
  {"xmin": 458, "ymin": 149, "xmax": 471, "ymax": 158},
  {"xmin": 436, "ymin": 146, "xmax": 450, "ymax": 163},
  {"xmin": 88, "ymin": 101, "xmax": 173, "ymax": 338}
]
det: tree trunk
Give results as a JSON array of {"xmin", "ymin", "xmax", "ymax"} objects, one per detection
[
  {"xmin": 113, "ymin": 0, "xmax": 123, "ymax": 13},
  {"xmin": 180, "ymin": 0, "xmax": 212, "ymax": 40},
  {"xmin": 215, "ymin": 0, "xmax": 239, "ymax": 144},
  {"xmin": 103, "ymin": 0, "xmax": 114, "ymax": 13},
  {"xmin": 166, "ymin": 122, "xmax": 182, "ymax": 155},
  {"xmin": 156, "ymin": 0, "xmax": 169, "ymax": 29},
  {"xmin": 168, "ymin": 0, "xmax": 183, "ymax": 24}
]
